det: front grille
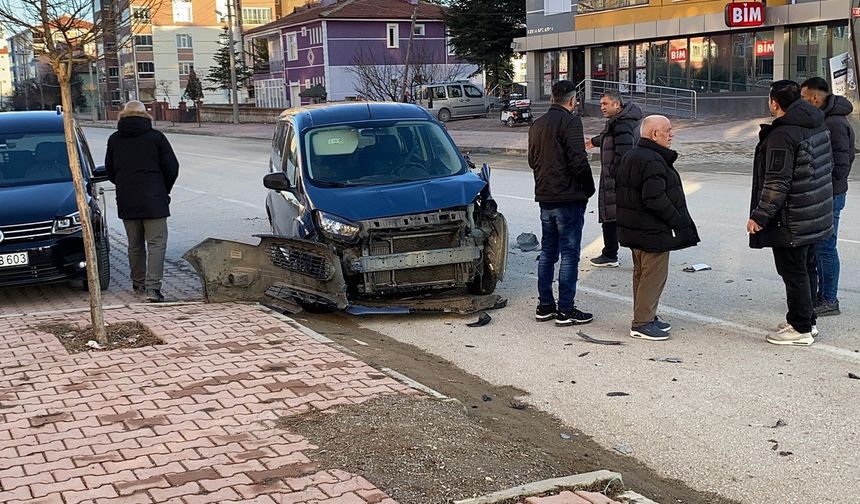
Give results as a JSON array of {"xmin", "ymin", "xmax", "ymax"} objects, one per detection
[
  {"xmin": 0, "ymin": 220, "xmax": 54, "ymax": 244},
  {"xmin": 266, "ymin": 243, "xmax": 331, "ymax": 280}
]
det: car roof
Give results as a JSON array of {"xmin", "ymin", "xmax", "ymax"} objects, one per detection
[
  {"xmin": 0, "ymin": 111, "xmax": 66, "ymax": 133},
  {"xmin": 282, "ymin": 102, "xmax": 436, "ymax": 131}
]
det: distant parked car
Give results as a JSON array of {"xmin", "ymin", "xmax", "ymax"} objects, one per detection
[
  {"xmin": 416, "ymin": 81, "xmax": 493, "ymax": 122},
  {"xmin": 0, "ymin": 111, "xmax": 111, "ymax": 289}
]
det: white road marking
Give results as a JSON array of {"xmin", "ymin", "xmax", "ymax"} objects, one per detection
[
  {"xmin": 838, "ymin": 238, "xmax": 860, "ymax": 244},
  {"xmin": 495, "ymin": 193, "xmax": 535, "ymax": 202},
  {"xmin": 173, "ymin": 184, "xmax": 259, "ymax": 209},
  {"xmin": 173, "ymin": 150, "xmax": 267, "ymax": 165}
]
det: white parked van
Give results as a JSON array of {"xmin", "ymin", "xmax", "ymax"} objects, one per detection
[{"xmin": 416, "ymin": 82, "xmax": 494, "ymax": 122}]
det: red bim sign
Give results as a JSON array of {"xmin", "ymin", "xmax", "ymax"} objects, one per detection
[
  {"xmin": 725, "ymin": 2, "xmax": 765, "ymax": 27},
  {"xmin": 755, "ymin": 40, "xmax": 774, "ymax": 56}
]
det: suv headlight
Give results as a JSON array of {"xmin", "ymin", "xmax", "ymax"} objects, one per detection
[
  {"xmin": 314, "ymin": 211, "xmax": 360, "ymax": 242},
  {"xmin": 53, "ymin": 212, "xmax": 82, "ymax": 234}
]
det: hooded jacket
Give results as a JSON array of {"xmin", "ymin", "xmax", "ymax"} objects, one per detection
[
  {"xmin": 749, "ymin": 99, "xmax": 833, "ymax": 249},
  {"xmin": 528, "ymin": 104, "xmax": 595, "ymax": 204},
  {"xmin": 591, "ymin": 102, "xmax": 642, "ymax": 223},
  {"xmin": 615, "ymin": 138, "xmax": 699, "ymax": 252},
  {"xmin": 105, "ymin": 110, "xmax": 180, "ymax": 220},
  {"xmin": 821, "ymin": 94, "xmax": 854, "ymax": 195}
]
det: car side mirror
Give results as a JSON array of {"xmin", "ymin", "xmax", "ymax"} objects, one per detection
[
  {"xmin": 91, "ymin": 165, "xmax": 109, "ymax": 183},
  {"xmin": 263, "ymin": 172, "xmax": 292, "ymax": 192}
]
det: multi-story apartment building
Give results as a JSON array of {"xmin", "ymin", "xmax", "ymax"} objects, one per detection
[
  {"xmin": 94, "ymin": 0, "xmax": 300, "ymax": 115},
  {"xmin": 515, "ymin": 0, "xmax": 857, "ymax": 115},
  {"xmin": 0, "ymin": 39, "xmax": 12, "ymax": 109}
]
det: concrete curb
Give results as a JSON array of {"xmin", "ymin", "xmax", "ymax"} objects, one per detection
[{"xmin": 452, "ymin": 470, "xmax": 622, "ymax": 504}]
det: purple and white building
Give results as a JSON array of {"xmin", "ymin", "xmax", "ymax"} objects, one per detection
[{"xmin": 246, "ymin": 0, "xmax": 476, "ymax": 108}]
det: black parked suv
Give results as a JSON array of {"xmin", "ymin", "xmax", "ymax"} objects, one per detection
[{"xmin": 0, "ymin": 111, "xmax": 110, "ymax": 289}]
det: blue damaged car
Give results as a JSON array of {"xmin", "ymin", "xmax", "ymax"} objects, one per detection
[{"xmin": 185, "ymin": 102, "xmax": 508, "ymax": 313}]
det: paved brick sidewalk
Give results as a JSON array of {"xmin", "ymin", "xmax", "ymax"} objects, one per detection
[
  {"xmin": 0, "ymin": 227, "xmax": 202, "ymax": 318},
  {"xmin": 0, "ymin": 302, "xmax": 413, "ymax": 503}
]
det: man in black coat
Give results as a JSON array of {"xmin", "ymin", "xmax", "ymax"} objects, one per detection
[
  {"xmin": 586, "ymin": 90, "xmax": 642, "ymax": 268},
  {"xmin": 528, "ymin": 80, "xmax": 595, "ymax": 326},
  {"xmin": 105, "ymin": 101, "xmax": 180, "ymax": 303},
  {"xmin": 801, "ymin": 77, "xmax": 854, "ymax": 317},
  {"xmin": 748, "ymin": 80, "xmax": 833, "ymax": 346},
  {"xmin": 616, "ymin": 115, "xmax": 699, "ymax": 341}
]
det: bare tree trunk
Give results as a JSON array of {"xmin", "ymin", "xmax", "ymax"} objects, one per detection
[
  {"xmin": 55, "ymin": 62, "xmax": 107, "ymax": 344},
  {"xmin": 400, "ymin": 3, "xmax": 419, "ymax": 102}
]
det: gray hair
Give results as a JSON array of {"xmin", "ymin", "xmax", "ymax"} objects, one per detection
[{"xmin": 601, "ymin": 90, "xmax": 623, "ymax": 104}]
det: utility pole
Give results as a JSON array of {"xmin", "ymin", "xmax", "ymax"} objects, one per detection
[
  {"xmin": 400, "ymin": 2, "xmax": 419, "ymax": 103},
  {"xmin": 226, "ymin": 0, "xmax": 240, "ymax": 124}
]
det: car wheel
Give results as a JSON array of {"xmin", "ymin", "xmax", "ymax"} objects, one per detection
[
  {"xmin": 468, "ymin": 213, "xmax": 507, "ymax": 295},
  {"xmin": 438, "ymin": 108, "xmax": 451, "ymax": 122},
  {"xmin": 96, "ymin": 234, "xmax": 111, "ymax": 291}
]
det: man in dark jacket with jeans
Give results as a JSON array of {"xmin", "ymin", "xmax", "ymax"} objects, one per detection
[
  {"xmin": 616, "ymin": 115, "xmax": 699, "ymax": 341},
  {"xmin": 801, "ymin": 77, "xmax": 854, "ymax": 317},
  {"xmin": 586, "ymin": 90, "xmax": 642, "ymax": 268},
  {"xmin": 106, "ymin": 101, "xmax": 180, "ymax": 303},
  {"xmin": 748, "ymin": 80, "xmax": 833, "ymax": 346},
  {"xmin": 528, "ymin": 80, "xmax": 595, "ymax": 326}
]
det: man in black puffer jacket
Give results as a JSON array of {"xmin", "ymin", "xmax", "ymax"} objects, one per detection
[
  {"xmin": 586, "ymin": 90, "xmax": 642, "ymax": 269},
  {"xmin": 748, "ymin": 80, "xmax": 833, "ymax": 346},
  {"xmin": 105, "ymin": 101, "xmax": 180, "ymax": 303},
  {"xmin": 616, "ymin": 115, "xmax": 699, "ymax": 341},
  {"xmin": 528, "ymin": 80, "xmax": 595, "ymax": 326},
  {"xmin": 801, "ymin": 77, "xmax": 854, "ymax": 317}
]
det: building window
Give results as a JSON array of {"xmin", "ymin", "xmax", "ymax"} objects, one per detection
[
  {"xmin": 179, "ymin": 62, "xmax": 194, "ymax": 75},
  {"xmin": 242, "ymin": 7, "xmax": 272, "ymax": 25},
  {"xmin": 137, "ymin": 62, "xmax": 155, "ymax": 78},
  {"xmin": 286, "ymin": 32, "xmax": 298, "ymax": 61},
  {"xmin": 132, "ymin": 7, "xmax": 151, "ymax": 23},
  {"xmin": 576, "ymin": 0, "xmax": 648, "ymax": 14},
  {"xmin": 387, "ymin": 23, "xmax": 399, "ymax": 49},
  {"xmin": 173, "ymin": 0, "xmax": 193, "ymax": 23},
  {"xmin": 413, "ymin": 24, "xmax": 425, "ymax": 36},
  {"xmin": 108, "ymin": 66, "xmax": 119, "ymax": 79},
  {"xmin": 447, "ymin": 35, "xmax": 456, "ymax": 56},
  {"xmin": 176, "ymin": 34, "xmax": 193, "ymax": 49},
  {"xmin": 134, "ymin": 35, "xmax": 152, "ymax": 47},
  {"xmin": 110, "ymin": 90, "xmax": 121, "ymax": 103},
  {"xmin": 544, "ymin": 0, "xmax": 571, "ymax": 15},
  {"xmin": 105, "ymin": 41, "xmax": 116, "ymax": 52}
]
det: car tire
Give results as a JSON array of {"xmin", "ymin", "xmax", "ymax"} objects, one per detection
[
  {"xmin": 438, "ymin": 108, "xmax": 451, "ymax": 122},
  {"xmin": 468, "ymin": 213, "xmax": 507, "ymax": 295},
  {"xmin": 96, "ymin": 234, "xmax": 111, "ymax": 291}
]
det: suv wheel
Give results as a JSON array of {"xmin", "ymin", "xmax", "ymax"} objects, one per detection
[
  {"xmin": 96, "ymin": 234, "xmax": 111, "ymax": 291},
  {"xmin": 438, "ymin": 108, "xmax": 451, "ymax": 122}
]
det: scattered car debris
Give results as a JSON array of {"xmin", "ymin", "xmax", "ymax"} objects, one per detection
[
  {"xmin": 649, "ymin": 356, "xmax": 683, "ymax": 364},
  {"xmin": 848, "ymin": 372, "xmax": 860, "ymax": 380},
  {"xmin": 768, "ymin": 439, "xmax": 779, "ymax": 451},
  {"xmin": 771, "ymin": 419, "xmax": 787, "ymax": 429},
  {"xmin": 516, "ymin": 233, "xmax": 540, "ymax": 252},
  {"xmin": 560, "ymin": 433, "xmax": 572, "ymax": 440},
  {"xmin": 683, "ymin": 263, "xmax": 712, "ymax": 272},
  {"xmin": 577, "ymin": 331, "xmax": 623, "ymax": 346},
  {"xmin": 467, "ymin": 312, "xmax": 492, "ymax": 327},
  {"xmin": 606, "ymin": 392, "xmax": 630, "ymax": 397},
  {"xmin": 614, "ymin": 443, "xmax": 634, "ymax": 455},
  {"xmin": 725, "ymin": 279, "xmax": 734, "ymax": 283},
  {"xmin": 481, "ymin": 394, "xmax": 493, "ymax": 402},
  {"xmin": 352, "ymin": 339, "xmax": 369, "ymax": 346},
  {"xmin": 465, "ymin": 344, "xmax": 476, "ymax": 348},
  {"xmin": 509, "ymin": 399, "xmax": 528, "ymax": 410},
  {"xmin": 778, "ymin": 451, "xmax": 793, "ymax": 457},
  {"xmin": 578, "ymin": 352, "xmax": 590, "ymax": 358}
]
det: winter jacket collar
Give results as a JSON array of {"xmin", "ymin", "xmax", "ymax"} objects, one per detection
[
  {"xmin": 822, "ymin": 94, "xmax": 853, "ymax": 117},
  {"xmin": 117, "ymin": 114, "xmax": 153, "ymax": 137},
  {"xmin": 760, "ymin": 99, "xmax": 825, "ymax": 140},
  {"xmin": 608, "ymin": 102, "xmax": 643, "ymax": 125},
  {"xmin": 637, "ymin": 137, "xmax": 678, "ymax": 165}
]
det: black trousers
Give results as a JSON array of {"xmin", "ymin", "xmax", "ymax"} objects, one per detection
[
  {"xmin": 602, "ymin": 221, "xmax": 619, "ymax": 260},
  {"xmin": 772, "ymin": 244, "xmax": 818, "ymax": 333}
]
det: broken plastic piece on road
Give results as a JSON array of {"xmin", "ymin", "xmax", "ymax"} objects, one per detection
[
  {"xmin": 578, "ymin": 331, "xmax": 623, "ymax": 345},
  {"xmin": 481, "ymin": 394, "xmax": 493, "ymax": 402},
  {"xmin": 560, "ymin": 433, "xmax": 572, "ymax": 440},
  {"xmin": 467, "ymin": 312, "xmax": 492, "ymax": 327},
  {"xmin": 683, "ymin": 263, "xmax": 712, "ymax": 272},
  {"xmin": 771, "ymin": 419, "xmax": 787, "ymax": 428},
  {"xmin": 848, "ymin": 372, "xmax": 860, "ymax": 380},
  {"xmin": 516, "ymin": 232, "xmax": 540, "ymax": 252},
  {"xmin": 614, "ymin": 443, "xmax": 634, "ymax": 455},
  {"xmin": 649, "ymin": 356, "xmax": 683, "ymax": 363},
  {"xmin": 606, "ymin": 392, "xmax": 630, "ymax": 397},
  {"xmin": 352, "ymin": 339, "xmax": 369, "ymax": 346}
]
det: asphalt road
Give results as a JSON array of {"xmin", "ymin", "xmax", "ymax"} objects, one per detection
[{"xmin": 84, "ymin": 127, "xmax": 860, "ymax": 504}]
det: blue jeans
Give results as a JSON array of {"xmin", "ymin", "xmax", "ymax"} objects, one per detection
[
  {"xmin": 538, "ymin": 202, "xmax": 587, "ymax": 312},
  {"xmin": 817, "ymin": 192, "xmax": 846, "ymax": 303}
]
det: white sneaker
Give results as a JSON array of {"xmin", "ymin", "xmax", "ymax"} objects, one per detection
[{"xmin": 768, "ymin": 324, "xmax": 814, "ymax": 346}]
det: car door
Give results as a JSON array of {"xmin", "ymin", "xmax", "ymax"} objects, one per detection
[
  {"xmin": 463, "ymin": 84, "xmax": 487, "ymax": 115},
  {"xmin": 446, "ymin": 84, "xmax": 470, "ymax": 118},
  {"xmin": 267, "ymin": 121, "xmax": 301, "ymax": 238}
]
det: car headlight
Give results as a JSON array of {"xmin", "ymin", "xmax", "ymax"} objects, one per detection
[
  {"xmin": 53, "ymin": 212, "xmax": 82, "ymax": 234},
  {"xmin": 314, "ymin": 211, "xmax": 360, "ymax": 242}
]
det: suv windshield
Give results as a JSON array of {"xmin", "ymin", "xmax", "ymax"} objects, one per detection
[
  {"xmin": 305, "ymin": 120, "xmax": 466, "ymax": 187},
  {"xmin": 0, "ymin": 132, "xmax": 71, "ymax": 187}
]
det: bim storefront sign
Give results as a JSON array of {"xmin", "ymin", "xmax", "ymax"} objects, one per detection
[{"xmin": 725, "ymin": 2, "xmax": 765, "ymax": 28}]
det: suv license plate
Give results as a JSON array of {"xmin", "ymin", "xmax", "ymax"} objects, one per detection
[{"xmin": 0, "ymin": 252, "xmax": 29, "ymax": 268}]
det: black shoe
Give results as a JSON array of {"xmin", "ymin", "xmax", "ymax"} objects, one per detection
[
  {"xmin": 653, "ymin": 316, "xmax": 671, "ymax": 332},
  {"xmin": 133, "ymin": 284, "xmax": 145, "ymax": 294},
  {"xmin": 590, "ymin": 255, "xmax": 620, "ymax": 268},
  {"xmin": 146, "ymin": 289, "xmax": 165, "ymax": 303},
  {"xmin": 535, "ymin": 304, "xmax": 557, "ymax": 321},
  {"xmin": 556, "ymin": 307, "xmax": 593, "ymax": 326},
  {"xmin": 630, "ymin": 322, "xmax": 670, "ymax": 341},
  {"xmin": 814, "ymin": 299, "xmax": 840, "ymax": 316}
]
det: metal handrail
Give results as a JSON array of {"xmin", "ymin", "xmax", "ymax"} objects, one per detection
[{"xmin": 575, "ymin": 78, "xmax": 698, "ymax": 118}]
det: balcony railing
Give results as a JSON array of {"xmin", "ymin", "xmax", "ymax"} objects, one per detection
[{"xmin": 255, "ymin": 59, "xmax": 284, "ymax": 74}]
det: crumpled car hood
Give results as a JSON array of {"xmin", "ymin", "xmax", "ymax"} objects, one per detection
[{"xmin": 304, "ymin": 172, "xmax": 487, "ymax": 222}]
